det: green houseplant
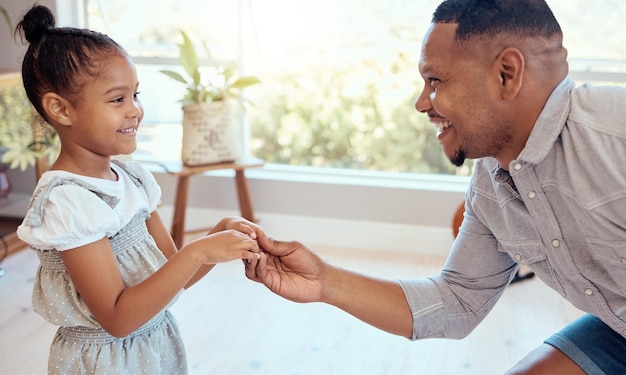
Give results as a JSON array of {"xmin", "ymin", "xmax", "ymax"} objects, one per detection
[
  {"xmin": 0, "ymin": 73, "xmax": 60, "ymax": 173},
  {"xmin": 160, "ymin": 30, "xmax": 260, "ymax": 166},
  {"xmin": 0, "ymin": 10, "xmax": 60, "ymax": 174},
  {"xmin": 0, "ymin": 110, "xmax": 59, "ymax": 173},
  {"xmin": 160, "ymin": 30, "xmax": 260, "ymax": 106}
]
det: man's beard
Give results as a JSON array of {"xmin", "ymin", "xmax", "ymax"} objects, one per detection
[{"xmin": 450, "ymin": 148, "xmax": 466, "ymax": 167}]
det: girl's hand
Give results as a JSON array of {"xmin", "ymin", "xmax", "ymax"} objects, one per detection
[
  {"xmin": 213, "ymin": 216, "xmax": 265, "ymax": 240},
  {"xmin": 190, "ymin": 229, "xmax": 260, "ymax": 264}
]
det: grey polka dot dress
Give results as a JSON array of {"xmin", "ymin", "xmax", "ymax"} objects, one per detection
[{"xmin": 18, "ymin": 161, "xmax": 188, "ymax": 374}]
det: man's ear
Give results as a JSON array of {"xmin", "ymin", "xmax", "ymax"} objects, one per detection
[
  {"xmin": 497, "ymin": 47, "xmax": 524, "ymax": 100},
  {"xmin": 41, "ymin": 93, "xmax": 73, "ymax": 127}
]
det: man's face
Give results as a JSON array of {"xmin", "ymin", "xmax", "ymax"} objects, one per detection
[{"xmin": 415, "ymin": 23, "xmax": 513, "ymax": 167}]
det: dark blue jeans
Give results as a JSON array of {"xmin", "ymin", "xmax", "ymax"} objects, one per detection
[{"xmin": 545, "ymin": 314, "xmax": 626, "ymax": 374}]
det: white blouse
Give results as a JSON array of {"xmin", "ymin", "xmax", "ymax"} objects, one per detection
[{"xmin": 17, "ymin": 160, "xmax": 161, "ymax": 251}]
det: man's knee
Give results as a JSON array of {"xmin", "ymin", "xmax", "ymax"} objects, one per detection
[{"xmin": 504, "ymin": 344, "xmax": 586, "ymax": 375}]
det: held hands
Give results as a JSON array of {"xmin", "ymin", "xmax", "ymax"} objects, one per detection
[
  {"xmin": 205, "ymin": 216, "xmax": 329, "ymax": 304},
  {"xmin": 244, "ymin": 235, "xmax": 327, "ymax": 303},
  {"xmin": 190, "ymin": 229, "xmax": 261, "ymax": 264},
  {"xmin": 187, "ymin": 216, "xmax": 266, "ymax": 264},
  {"xmin": 215, "ymin": 216, "xmax": 264, "ymax": 240}
]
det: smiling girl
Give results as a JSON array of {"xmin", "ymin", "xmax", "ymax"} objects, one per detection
[{"xmin": 15, "ymin": 5, "xmax": 262, "ymax": 374}]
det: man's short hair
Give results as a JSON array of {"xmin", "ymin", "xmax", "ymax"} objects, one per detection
[{"xmin": 432, "ymin": 0, "xmax": 562, "ymax": 41}]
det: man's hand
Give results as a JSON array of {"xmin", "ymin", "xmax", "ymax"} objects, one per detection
[
  {"xmin": 245, "ymin": 233, "xmax": 414, "ymax": 337},
  {"xmin": 244, "ymin": 234, "xmax": 327, "ymax": 303}
]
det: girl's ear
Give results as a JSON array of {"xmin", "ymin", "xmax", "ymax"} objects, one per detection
[
  {"xmin": 41, "ymin": 93, "xmax": 73, "ymax": 127},
  {"xmin": 497, "ymin": 47, "xmax": 524, "ymax": 100}
]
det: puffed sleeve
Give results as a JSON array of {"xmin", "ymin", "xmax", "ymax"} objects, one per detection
[
  {"xmin": 17, "ymin": 184, "xmax": 121, "ymax": 251},
  {"xmin": 123, "ymin": 160, "xmax": 162, "ymax": 212}
]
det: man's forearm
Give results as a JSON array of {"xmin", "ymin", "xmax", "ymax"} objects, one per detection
[{"xmin": 322, "ymin": 265, "xmax": 413, "ymax": 337}]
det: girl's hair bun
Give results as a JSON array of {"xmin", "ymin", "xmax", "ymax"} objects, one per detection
[{"xmin": 19, "ymin": 5, "xmax": 56, "ymax": 44}]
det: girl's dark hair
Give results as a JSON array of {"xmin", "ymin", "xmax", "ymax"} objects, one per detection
[
  {"xmin": 432, "ymin": 0, "xmax": 562, "ymax": 41},
  {"xmin": 15, "ymin": 5, "xmax": 125, "ymax": 120}
]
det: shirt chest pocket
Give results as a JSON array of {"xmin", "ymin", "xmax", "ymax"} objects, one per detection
[{"xmin": 498, "ymin": 241, "xmax": 564, "ymax": 295}]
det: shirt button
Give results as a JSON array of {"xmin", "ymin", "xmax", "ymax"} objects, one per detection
[
  {"xmin": 527, "ymin": 191, "xmax": 536, "ymax": 199},
  {"xmin": 584, "ymin": 288, "xmax": 594, "ymax": 296},
  {"xmin": 551, "ymin": 239, "xmax": 561, "ymax": 248},
  {"xmin": 513, "ymin": 163, "xmax": 522, "ymax": 171},
  {"xmin": 514, "ymin": 254, "xmax": 522, "ymax": 262}
]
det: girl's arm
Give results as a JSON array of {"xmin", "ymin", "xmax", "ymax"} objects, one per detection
[
  {"xmin": 146, "ymin": 210, "xmax": 215, "ymax": 288},
  {"xmin": 60, "ymin": 218, "xmax": 260, "ymax": 338}
]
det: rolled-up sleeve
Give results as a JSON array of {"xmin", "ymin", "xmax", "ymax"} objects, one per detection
[{"xmin": 398, "ymin": 198, "xmax": 518, "ymax": 340}]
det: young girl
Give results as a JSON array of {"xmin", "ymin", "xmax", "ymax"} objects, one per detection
[{"xmin": 15, "ymin": 5, "xmax": 263, "ymax": 374}]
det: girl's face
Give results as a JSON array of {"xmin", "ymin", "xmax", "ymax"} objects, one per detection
[{"xmin": 67, "ymin": 52, "xmax": 144, "ymax": 158}]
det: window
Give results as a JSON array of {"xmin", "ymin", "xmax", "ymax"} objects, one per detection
[{"xmin": 84, "ymin": 0, "xmax": 626, "ymax": 177}]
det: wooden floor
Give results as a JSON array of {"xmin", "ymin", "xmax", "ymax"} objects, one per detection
[{"xmin": 0, "ymin": 240, "xmax": 583, "ymax": 375}]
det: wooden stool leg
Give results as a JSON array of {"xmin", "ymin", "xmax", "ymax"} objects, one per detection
[
  {"xmin": 171, "ymin": 175, "xmax": 190, "ymax": 248},
  {"xmin": 234, "ymin": 170, "xmax": 255, "ymax": 222}
]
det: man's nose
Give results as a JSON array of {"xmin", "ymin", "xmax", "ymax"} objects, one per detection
[{"xmin": 414, "ymin": 87, "xmax": 432, "ymax": 113}]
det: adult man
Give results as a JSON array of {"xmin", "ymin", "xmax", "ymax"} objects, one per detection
[{"xmin": 246, "ymin": 0, "xmax": 626, "ymax": 373}]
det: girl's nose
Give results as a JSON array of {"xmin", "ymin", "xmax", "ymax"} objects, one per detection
[{"xmin": 130, "ymin": 100, "xmax": 143, "ymax": 118}]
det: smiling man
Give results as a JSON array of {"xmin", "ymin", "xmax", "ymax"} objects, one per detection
[{"xmin": 246, "ymin": 1, "xmax": 626, "ymax": 373}]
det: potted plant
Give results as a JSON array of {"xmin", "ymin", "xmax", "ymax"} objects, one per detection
[
  {"xmin": 0, "ymin": 97, "xmax": 61, "ymax": 177},
  {"xmin": 0, "ymin": 72, "xmax": 60, "ymax": 175},
  {"xmin": 0, "ymin": 7, "xmax": 60, "ymax": 177},
  {"xmin": 160, "ymin": 30, "xmax": 260, "ymax": 166}
]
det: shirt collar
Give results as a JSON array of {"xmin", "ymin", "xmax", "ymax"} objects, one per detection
[{"xmin": 516, "ymin": 78, "xmax": 574, "ymax": 165}]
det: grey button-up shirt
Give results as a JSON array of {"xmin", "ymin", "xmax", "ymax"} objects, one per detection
[{"xmin": 399, "ymin": 78, "xmax": 626, "ymax": 340}]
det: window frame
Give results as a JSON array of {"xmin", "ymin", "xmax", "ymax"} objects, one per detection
[{"xmin": 74, "ymin": 0, "xmax": 626, "ymax": 193}]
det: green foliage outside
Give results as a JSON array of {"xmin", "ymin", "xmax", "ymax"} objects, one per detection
[{"xmin": 248, "ymin": 51, "xmax": 472, "ymax": 176}]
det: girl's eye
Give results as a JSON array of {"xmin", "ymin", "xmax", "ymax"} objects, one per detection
[
  {"xmin": 112, "ymin": 97, "xmax": 124, "ymax": 103},
  {"xmin": 133, "ymin": 91, "xmax": 141, "ymax": 100}
]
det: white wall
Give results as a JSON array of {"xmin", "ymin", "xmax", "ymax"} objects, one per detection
[
  {"xmin": 0, "ymin": 0, "xmax": 56, "ymax": 70},
  {"xmin": 151, "ymin": 167, "xmax": 465, "ymax": 255}
]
